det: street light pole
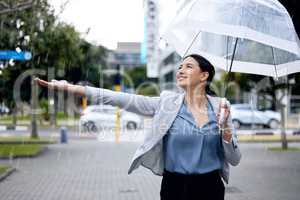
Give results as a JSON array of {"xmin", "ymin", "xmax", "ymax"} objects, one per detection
[{"xmin": 31, "ymin": 75, "xmax": 38, "ymax": 138}]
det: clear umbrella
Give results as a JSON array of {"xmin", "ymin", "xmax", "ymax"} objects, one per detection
[
  {"xmin": 162, "ymin": 0, "xmax": 300, "ymax": 79},
  {"xmin": 162, "ymin": 0, "xmax": 300, "ymax": 149}
]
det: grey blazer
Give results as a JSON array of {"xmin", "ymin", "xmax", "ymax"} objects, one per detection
[{"xmin": 85, "ymin": 86, "xmax": 242, "ymax": 184}]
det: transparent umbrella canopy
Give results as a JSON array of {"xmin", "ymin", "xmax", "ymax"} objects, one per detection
[{"xmin": 162, "ymin": 0, "xmax": 300, "ymax": 79}]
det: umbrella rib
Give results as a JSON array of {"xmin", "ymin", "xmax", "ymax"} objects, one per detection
[
  {"xmin": 271, "ymin": 47, "xmax": 279, "ymax": 80},
  {"xmin": 229, "ymin": 38, "xmax": 239, "ymax": 73},
  {"xmin": 226, "ymin": 36, "xmax": 229, "ymax": 71},
  {"xmin": 183, "ymin": 29, "xmax": 202, "ymax": 58},
  {"xmin": 166, "ymin": 0, "xmax": 198, "ymax": 37}
]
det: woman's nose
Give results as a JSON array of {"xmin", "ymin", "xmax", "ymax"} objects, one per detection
[
  {"xmin": 178, "ymin": 67, "xmax": 185, "ymax": 73},
  {"xmin": 177, "ymin": 70, "xmax": 183, "ymax": 76}
]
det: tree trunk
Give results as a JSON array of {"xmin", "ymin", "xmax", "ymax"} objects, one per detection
[{"xmin": 271, "ymin": 77, "xmax": 288, "ymax": 149}]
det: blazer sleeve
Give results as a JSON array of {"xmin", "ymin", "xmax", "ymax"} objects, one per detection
[
  {"xmin": 84, "ymin": 86, "xmax": 161, "ymax": 117},
  {"xmin": 222, "ymin": 98, "xmax": 242, "ymax": 166}
]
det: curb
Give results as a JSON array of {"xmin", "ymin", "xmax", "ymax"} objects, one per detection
[
  {"xmin": 0, "ymin": 125, "xmax": 28, "ymax": 131},
  {"xmin": 0, "ymin": 167, "xmax": 16, "ymax": 182},
  {"xmin": 0, "ymin": 140, "xmax": 57, "ymax": 145},
  {"xmin": 239, "ymin": 139, "xmax": 300, "ymax": 143}
]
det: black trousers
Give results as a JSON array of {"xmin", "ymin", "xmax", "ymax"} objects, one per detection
[{"xmin": 160, "ymin": 169, "xmax": 225, "ymax": 200}]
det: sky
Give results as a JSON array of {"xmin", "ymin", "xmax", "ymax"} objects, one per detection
[
  {"xmin": 49, "ymin": 0, "xmax": 145, "ymax": 50},
  {"xmin": 49, "ymin": 0, "xmax": 179, "ymax": 50}
]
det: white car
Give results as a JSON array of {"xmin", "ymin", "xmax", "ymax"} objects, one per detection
[
  {"xmin": 230, "ymin": 104, "xmax": 281, "ymax": 129},
  {"xmin": 79, "ymin": 105, "xmax": 143, "ymax": 133},
  {"xmin": 0, "ymin": 105, "xmax": 9, "ymax": 115}
]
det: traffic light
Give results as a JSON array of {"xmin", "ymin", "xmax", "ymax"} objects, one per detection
[{"xmin": 114, "ymin": 64, "xmax": 121, "ymax": 86}]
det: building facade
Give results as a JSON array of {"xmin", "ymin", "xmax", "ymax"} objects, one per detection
[{"xmin": 107, "ymin": 42, "xmax": 143, "ymax": 69}]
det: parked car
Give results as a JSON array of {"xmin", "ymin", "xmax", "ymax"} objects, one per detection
[
  {"xmin": 0, "ymin": 105, "xmax": 9, "ymax": 115},
  {"xmin": 79, "ymin": 105, "xmax": 143, "ymax": 133},
  {"xmin": 230, "ymin": 104, "xmax": 281, "ymax": 129}
]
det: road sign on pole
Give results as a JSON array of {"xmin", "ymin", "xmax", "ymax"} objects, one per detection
[{"xmin": 0, "ymin": 50, "xmax": 32, "ymax": 61}]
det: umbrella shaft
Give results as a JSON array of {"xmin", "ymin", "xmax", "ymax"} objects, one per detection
[{"xmin": 224, "ymin": 38, "xmax": 239, "ymax": 97}]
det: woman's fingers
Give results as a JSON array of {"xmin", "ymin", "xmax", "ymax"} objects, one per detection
[
  {"xmin": 34, "ymin": 78, "xmax": 66, "ymax": 90},
  {"xmin": 34, "ymin": 78, "xmax": 50, "ymax": 88}
]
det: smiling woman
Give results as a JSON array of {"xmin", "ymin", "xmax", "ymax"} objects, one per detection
[{"xmin": 34, "ymin": 53, "xmax": 241, "ymax": 200}]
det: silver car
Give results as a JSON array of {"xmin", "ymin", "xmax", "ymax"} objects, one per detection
[
  {"xmin": 79, "ymin": 105, "xmax": 143, "ymax": 134},
  {"xmin": 230, "ymin": 104, "xmax": 281, "ymax": 129}
]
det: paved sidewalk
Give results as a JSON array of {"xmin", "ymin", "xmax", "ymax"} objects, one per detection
[{"xmin": 0, "ymin": 140, "xmax": 299, "ymax": 200}]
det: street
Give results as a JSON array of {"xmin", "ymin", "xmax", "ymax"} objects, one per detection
[{"xmin": 0, "ymin": 140, "xmax": 299, "ymax": 200}]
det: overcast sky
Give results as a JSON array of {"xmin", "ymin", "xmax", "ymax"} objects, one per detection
[
  {"xmin": 49, "ymin": 0, "xmax": 178, "ymax": 50},
  {"xmin": 49, "ymin": 0, "xmax": 144, "ymax": 50}
]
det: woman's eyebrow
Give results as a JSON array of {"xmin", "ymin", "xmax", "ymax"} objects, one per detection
[
  {"xmin": 185, "ymin": 62, "xmax": 194, "ymax": 66},
  {"xmin": 180, "ymin": 62, "xmax": 194, "ymax": 66}
]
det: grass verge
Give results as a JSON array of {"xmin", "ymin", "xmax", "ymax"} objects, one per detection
[
  {"xmin": 0, "ymin": 144, "xmax": 45, "ymax": 158},
  {"xmin": 267, "ymin": 147, "xmax": 300, "ymax": 152},
  {"xmin": 238, "ymin": 135, "xmax": 300, "ymax": 142},
  {"xmin": 0, "ymin": 136, "xmax": 56, "ymax": 144},
  {"xmin": 0, "ymin": 165, "xmax": 9, "ymax": 175}
]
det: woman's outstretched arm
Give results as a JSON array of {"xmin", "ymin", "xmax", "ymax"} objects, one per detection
[
  {"xmin": 34, "ymin": 78, "xmax": 161, "ymax": 117},
  {"xmin": 35, "ymin": 78, "xmax": 85, "ymax": 96}
]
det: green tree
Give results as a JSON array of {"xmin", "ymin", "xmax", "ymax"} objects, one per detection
[
  {"xmin": 0, "ymin": 0, "xmax": 108, "ymax": 136},
  {"xmin": 123, "ymin": 65, "xmax": 148, "ymax": 89},
  {"xmin": 0, "ymin": 0, "xmax": 108, "ymax": 107}
]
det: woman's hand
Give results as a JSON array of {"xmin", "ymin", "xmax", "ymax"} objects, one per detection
[
  {"xmin": 216, "ymin": 101, "xmax": 232, "ymax": 143},
  {"xmin": 34, "ymin": 78, "xmax": 69, "ymax": 91},
  {"xmin": 34, "ymin": 78, "xmax": 86, "ymax": 96}
]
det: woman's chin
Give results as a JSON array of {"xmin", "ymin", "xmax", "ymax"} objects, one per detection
[{"xmin": 177, "ymin": 82, "xmax": 188, "ymax": 89}]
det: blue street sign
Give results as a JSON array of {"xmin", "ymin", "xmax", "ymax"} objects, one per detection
[{"xmin": 0, "ymin": 50, "xmax": 32, "ymax": 61}]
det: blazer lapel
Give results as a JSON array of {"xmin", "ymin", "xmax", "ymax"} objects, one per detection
[
  {"xmin": 206, "ymin": 94, "xmax": 220, "ymax": 116},
  {"xmin": 151, "ymin": 92, "xmax": 185, "ymax": 144},
  {"xmin": 174, "ymin": 92, "xmax": 185, "ymax": 105}
]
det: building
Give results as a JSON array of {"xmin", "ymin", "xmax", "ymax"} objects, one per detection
[
  {"xmin": 107, "ymin": 42, "xmax": 143, "ymax": 69},
  {"xmin": 142, "ymin": 0, "xmax": 160, "ymax": 78}
]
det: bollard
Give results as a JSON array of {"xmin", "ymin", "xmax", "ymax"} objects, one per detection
[{"xmin": 60, "ymin": 126, "xmax": 68, "ymax": 144}]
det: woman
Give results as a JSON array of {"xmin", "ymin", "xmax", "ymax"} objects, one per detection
[{"xmin": 35, "ymin": 54, "xmax": 241, "ymax": 200}]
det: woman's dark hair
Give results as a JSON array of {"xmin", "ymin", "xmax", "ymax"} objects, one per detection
[{"xmin": 183, "ymin": 54, "xmax": 217, "ymax": 96}]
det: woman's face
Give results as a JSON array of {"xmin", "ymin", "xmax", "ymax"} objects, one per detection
[{"xmin": 176, "ymin": 56, "xmax": 209, "ymax": 90}]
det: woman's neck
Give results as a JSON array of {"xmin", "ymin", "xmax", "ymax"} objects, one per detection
[{"xmin": 184, "ymin": 87, "xmax": 207, "ymax": 108}]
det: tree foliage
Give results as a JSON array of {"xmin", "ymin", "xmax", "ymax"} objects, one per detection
[{"xmin": 0, "ymin": 0, "xmax": 108, "ymax": 109}]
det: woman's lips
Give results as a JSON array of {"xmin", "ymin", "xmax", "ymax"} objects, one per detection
[{"xmin": 178, "ymin": 76, "xmax": 187, "ymax": 80}]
